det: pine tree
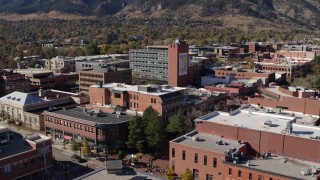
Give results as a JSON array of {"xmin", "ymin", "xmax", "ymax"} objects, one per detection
[
  {"xmin": 167, "ymin": 109, "xmax": 191, "ymax": 136},
  {"xmin": 126, "ymin": 115, "xmax": 146, "ymax": 152},
  {"xmin": 143, "ymin": 106, "xmax": 165, "ymax": 152}
]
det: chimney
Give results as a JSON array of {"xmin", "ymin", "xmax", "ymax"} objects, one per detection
[{"xmin": 39, "ymin": 88, "xmax": 45, "ymax": 97}]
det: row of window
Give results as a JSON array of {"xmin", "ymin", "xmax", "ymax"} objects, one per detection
[
  {"xmin": 172, "ymin": 148, "xmax": 217, "ymax": 167},
  {"xmin": 130, "ymin": 102, "xmax": 139, "ymax": 109},
  {"xmin": 46, "ymin": 117, "xmax": 95, "ymax": 133},
  {"xmin": 228, "ymin": 168, "xmax": 267, "ymax": 180},
  {"xmin": 129, "ymin": 94, "xmax": 139, "ymax": 100}
]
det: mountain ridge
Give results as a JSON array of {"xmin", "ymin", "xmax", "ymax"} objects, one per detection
[{"xmin": 0, "ymin": 0, "xmax": 319, "ymax": 30}]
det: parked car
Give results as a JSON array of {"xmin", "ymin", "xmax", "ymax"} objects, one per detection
[{"xmin": 71, "ymin": 155, "xmax": 81, "ymax": 162}]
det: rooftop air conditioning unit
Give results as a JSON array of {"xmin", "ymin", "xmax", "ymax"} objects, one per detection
[{"xmin": 192, "ymin": 136, "xmax": 199, "ymax": 141}]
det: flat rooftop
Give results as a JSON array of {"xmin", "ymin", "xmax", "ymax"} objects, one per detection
[
  {"xmin": 172, "ymin": 131, "xmax": 246, "ymax": 154},
  {"xmin": 0, "ymin": 134, "xmax": 32, "ymax": 159},
  {"xmin": 197, "ymin": 105, "xmax": 320, "ymax": 140},
  {"xmin": 236, "ymin": 156, "xmax": 319, "ymax": 180},
  {"xmin": 91, "ymin": 83, "xmax": 186, "ymax": 97},
  {"xmin": 45, "ymin": 107, "xmax": 132, "ymax": 125},
  {"xmin": 264, "ymin": 86, "xmax": 293, "ymax": 97}
]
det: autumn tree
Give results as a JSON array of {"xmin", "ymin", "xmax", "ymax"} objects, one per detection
[{"xmin": 82, "ymin": 138, "xmax": 91, "ymax": 157}]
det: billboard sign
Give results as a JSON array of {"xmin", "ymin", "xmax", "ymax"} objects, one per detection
[{"xmin": 179, "ymin": 53, "xmax": 188, "ymax": 76}]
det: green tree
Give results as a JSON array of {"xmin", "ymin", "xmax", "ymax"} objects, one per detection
[
  {"xmin": 71, "ymin": 140, "xmax": 80, "ymax": 155},
  {"xmin": 126, "ymin": 115, "xmax": 146, "ymax": 152},
  {"xmin": 84, "ymin": 42, "xmax": 99, "ymax": 55},
  {"xmin": 82, "ymin": 139, "xmax": 91, "ymax": 157},
  {"xmin": 143, "ymin": 106, "xmax": 165, "ymax": 152},
  {"xmin": 182, "ymin": 168, "xmax": 193, "ymax": 180},
  {"xmin": 118, "ymin": 150, "xmax": 126, "ymax": 160},
  {"xmin": 165, "ymin": 166, "xmax": 175, "ymax": 180},
  {"xmin": 167, "ymin": 109, "xmax": 191, "ymax": 136}
]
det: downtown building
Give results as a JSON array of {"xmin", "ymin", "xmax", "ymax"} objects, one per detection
[
  {"xmin": 170, "ymin": 105, "xmax": 320, "ymax": 180},
  {"xmin": 0, "ymin": 126, "xmax": 53, "ymax": 179},
  {"xmin": 130, "ymin": 40, "xmax": 193, "ymax": 87}
]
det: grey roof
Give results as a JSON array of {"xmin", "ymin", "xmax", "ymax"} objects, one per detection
[
  {"xmin": 172, "ymin": 131, "xmax": 245, "ymax": 154},
  {"xmin": 0, "ymin": 91, "xmax": 45, "ymax": 106},
  {"xmin": 45, "ymin": 107, "xmax": 132, "ymax": 125},
  {"xmin": 0, "ymin": 134, "xmax": 32, "ymax": 159}
]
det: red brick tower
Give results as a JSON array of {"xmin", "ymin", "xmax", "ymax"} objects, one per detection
[{"xmin": 168, "ymin": 40, "xmax": 189, "ymax": 87}]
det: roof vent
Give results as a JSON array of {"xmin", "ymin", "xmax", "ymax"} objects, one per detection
[
  {"xmin": 192, "ymin": 136, "xmax": 199, "ymax": 141},
  {"xmin": 11, "ymin": 97, "xmax": 16, "ymax": 100},
  {"xmin": 16, "ymin": 98, "xmax": 21, "ymax": 101},
  {"xmin": 6, "ymin": 96, "xmax": 11, "ymax": 99}
]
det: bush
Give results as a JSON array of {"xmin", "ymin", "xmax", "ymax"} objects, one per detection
[{"xmin": 118, "ymin": 150, "xmax": 126, "ymax": 160}]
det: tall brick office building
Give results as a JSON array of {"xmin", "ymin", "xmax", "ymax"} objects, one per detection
[{"xmin": 130, "ymin": 40, "xmax": 195, "ymax": 87}]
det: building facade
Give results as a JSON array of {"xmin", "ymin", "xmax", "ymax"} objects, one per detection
[
  {"xmin": 0, "ymin": 126, "xmax": 53, "ymax": 180},
  {"xmin": 45, "ymin": 56, "xmax": 75, "ymax": 73},
  {"xmin": 170, "ymin": 106, "xmax": 320, "ymax": 180},
  {"xmin": 0, "ymin": 70, "xmax": 31, "ymax": 97},
  {"xmin": 79, "ymin": 68, "xmax": 132, "ymax": 94},
  {"xmin": 43, "ymin": 107, "xmax": 131, "ymax": 148}
]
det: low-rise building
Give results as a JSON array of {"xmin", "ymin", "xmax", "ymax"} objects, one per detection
[
  {"xmin": 88, "ymin": 83, "xmax": 227, "ymax": 119},
  {"xmin": 0, "ymin": 90, "xmax": 88, "ymax": 130},
  {"xmin": 214, "ymin": 69, "xmax": 275, "ymax": 82},
  {"xmin": 25, "ymin": 71, "xmax": 78, "ymax": 91},
  {"xmin": 170, "ymin": 106, "xmax": 320, "ymax": 179},
  {"xmin": 45, "ymin": 56, "xmax": 75, "ymax": 73},
  {"xmin": 0, "ymin": 70, "xmax": 31, "ymax": 97},
  {"xmin": 249, "ymin": 85, "xmax": 320, "ymax": 116},
  {"xmin": 0, "ymin": 126, "xmax": 53, "ymax": 179},
  {"xmin": 43, "ymin": 107, "xmax": 131, "ymax": 149},
  {"xmin": 75, "ymin": 59, "xmax": 129, "ymax": 72},
  {"xmin": 79, "ymin": 67, "xmax": 132, "ymax": 94}
]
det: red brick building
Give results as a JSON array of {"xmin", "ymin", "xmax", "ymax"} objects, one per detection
[
  {"xmin": 214, "ymin": 69, "xmax": 275, "ymax": 82},
  {"xmin": 169, "ymin": 106, "xmax": 320, "ymax": 180},
  {"xmin": 0, "ymin": 126, "xmax": 53, "ymax": 179},
  {"xmin": 0, "ymin": 70, "xmax": 31, "ymax": 96},
  {"xmin": 168, "ymin": 40, "xmax": 190, "ymax": 87},
  {"xmin": 249, "ymin": 86, "xmax": 320, "ymax": 116},
  {"xmin": 44, "ymin": 107, "xmax": 131, "ymax": 148}
]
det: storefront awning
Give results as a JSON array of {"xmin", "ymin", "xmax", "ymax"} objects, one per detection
[{"xmin": 64, "ymin": 136, "xmax": 73, "ymax": 140}]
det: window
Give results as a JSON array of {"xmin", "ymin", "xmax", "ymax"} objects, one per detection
[
  {"xmin": 137, "ymin": 103, "xmax": 139, "ymax": 108},
  {"xmin": 153, "ymin": 98, "xmax": 156, "ymax": 103},
  {"xmin": 182, "ymin": 150, "xmax": 186, "ymax": 160},
  {"xmin": 213, "ymin": 158, "xmax": 217, "ymax": 167},
  {"xmin": 206, "ymin": 174, "xmax": 213, "ymax": 180},
  {"xmin": 151, "ymin": 98, "xmax": 153, "ymax": 103},
  {"xmin": 134, "ymin": 95, "xmax": 136, "ymax": 99},
  {"xmin": 249, "ymin": 173, "xmax": 252, "ymax": 180},
  {"xmin": 194, "ymin": 153, "xmax": 198, "ymax": 163},
  {"xmin": 258, "ymin": 175, "xmax": 263, "ymax": 180},
  {"xmin": 193, "ymin": 169, "xmax": 199, "ymax": 180},
  {"xmin": 204, "ymin": 155, "xmax": 207, "ymax": 165},
  {"xmin": 114, "ymin": 93, "xmax": 121, "ymax": 98},
  {"xmin": 171, "ymin": 148, "xmax": 175, "ymax": 157},
  {"xmin": 238, "ymin": 170, "xmax": 242, "ymax": 177},
  {"xmin": 137, "ymin": 95, "xmax": 138, "ymax": 100},
  {"xmin": 228, "ymin": 168, "xmax": 232, "ymax": 175},
  {"xmin": 269, "ymin": 178, "xmax": 273, "ymax": 180}
]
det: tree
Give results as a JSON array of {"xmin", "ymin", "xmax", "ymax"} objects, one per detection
[
  {"xmin": 143, "ymin": 106, "xmax": 165, "ymax": 152},
  {"xmin": 165, "ymin": 167, "xmax": 175, "ymax": 180},
  {"xmin": 167, "ymin": 109, "xmax": 192, "ymax": 136},
  {"xmin": 84, "ymin": 42, "xmax": 99, "ymax": 55},
  {"xmin": 118, "ymin": 150, "xmax": 126, "ymax": 160},
  {"xmin": 182, "ymin": 168, "xmax": 193, "ymax": 180},
  {"xmin": 126, "ymin": 115, "xmax": 146, "ymax": 152},
  {"xmin": 82, "ymin": 139, "xmax": 91, "ymax": 157},
  {"xmin": 71, "ymin": 140, "xmax": 80, "ymax": 155}
]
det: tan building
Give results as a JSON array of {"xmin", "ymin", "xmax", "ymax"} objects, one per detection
[
  {"xmin": 79, "ymin": 67, "xmax": 132, "ymax": 94},
  {"xmin": 45, "ymin": 56, "xmax": 75, "ymax": 73},
  {"xmin": 0, "ymin": 90, "xmax": 88, "ymax": 130}
]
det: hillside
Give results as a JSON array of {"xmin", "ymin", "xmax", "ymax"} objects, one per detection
[{"xmin": 0, "ymin": 0, "xmax": 319, "ymax": 30}]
